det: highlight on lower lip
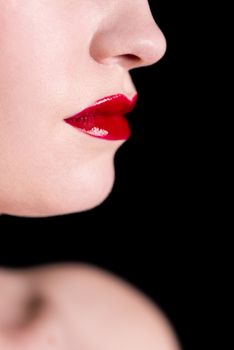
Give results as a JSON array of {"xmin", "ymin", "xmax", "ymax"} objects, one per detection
[{"xmin": 64, "ymin": 94, "xmax": 138, "ymax": 141}]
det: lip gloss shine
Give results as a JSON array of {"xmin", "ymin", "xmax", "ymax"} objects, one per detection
[{"xmin": 64, "ymin": 94, "xmax": 138, "ymax": 141}]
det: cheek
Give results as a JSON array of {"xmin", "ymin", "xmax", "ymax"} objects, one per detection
[
  {"xmin": 0, "ymin": 8, "xmax": 70, "ymax": 124},
  {"xmin": 0, "ymin": 3, "xmax": 96, "ymax": 142},
  {"xmin": 0, "ymin": 5, "xmax": 80, "ymax": 166}
]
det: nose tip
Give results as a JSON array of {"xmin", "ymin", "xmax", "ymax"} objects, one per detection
[
  {"xmin": 90, "ymin": 5, "xmax": 167, "ymax": 71},
  {"xmin": 132, "ymin": 27, "xmax": 167, "ymax": 68}
]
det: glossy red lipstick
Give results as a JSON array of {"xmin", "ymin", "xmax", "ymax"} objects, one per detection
[{"xmin": 64, "ymin": 94, "xmax": 138, "ymax": 141}]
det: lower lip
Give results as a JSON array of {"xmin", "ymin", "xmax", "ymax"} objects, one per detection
[{"xmin": 64, "ymin": 95, "xmax": 137, "ymax": 141}]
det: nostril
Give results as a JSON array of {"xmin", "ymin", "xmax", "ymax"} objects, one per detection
[
  {"xmin": 99, "ymin": 53, "xmax": 142, "ymax": 69},
  {"xmin": 118, "ymin": 54, "xmax": 142, "ymax": 69},
  {"xmin": 124, "ymin": 54, "xmax": 141, "ymax": 62},
  {"xmin": 121, "ymin": 54, "xmax": 143, "ymax": 69}
]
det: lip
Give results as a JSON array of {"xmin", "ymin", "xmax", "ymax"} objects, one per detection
[{"xmin": 64, "ymin": 93, "xmax": 138, "ymax": 141}]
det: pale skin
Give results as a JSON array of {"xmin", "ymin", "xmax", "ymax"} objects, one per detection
[
  {"xmin": 0, "ymin": 1, "xmax": 180, "ymax": 348},
  {"xmin": 0, "ymin": 264, "xmax": 181, "ymax": 350},
  {"xmin": 0, "ymin": 0, "xmax": 166, "ymax": 217}
]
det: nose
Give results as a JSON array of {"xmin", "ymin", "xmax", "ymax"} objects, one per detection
[{"xmin": 90, "ymin": 1, "xmax": 167, "ymax": 70}]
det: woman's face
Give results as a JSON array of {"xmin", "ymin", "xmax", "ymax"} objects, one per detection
[{"xmin": 0, "ymin": 0, "xmax": 166, "ymax": 217}]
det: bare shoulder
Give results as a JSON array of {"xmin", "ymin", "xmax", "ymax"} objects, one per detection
[{"xmin": 26, "ymin": 263, "xmax": 181, "ymax": 350}]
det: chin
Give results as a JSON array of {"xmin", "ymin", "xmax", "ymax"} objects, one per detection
[
  {"xmin": 42, "ymin": 159, "xmax": 116, "ymax": 218},
  {"xmin": 2, "ymin": 155, "xmax": 116, "ymax": 218}
]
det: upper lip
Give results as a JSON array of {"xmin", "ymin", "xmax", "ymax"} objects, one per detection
[{"xmin": 64, "ymin": 93, "xmax": 138, "ymax": 121}]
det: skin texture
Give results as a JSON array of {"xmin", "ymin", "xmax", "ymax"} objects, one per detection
[
  {"xmin": 0, "ymin": 0, "xmax": 166, "ymax": 217},
  {"xmin": 0, "ymin": 264, "xmax": 181, "ymax": 350},
  {"xmin": 0, "ymin": 3, "xmax": 173, "ymax": 348}
]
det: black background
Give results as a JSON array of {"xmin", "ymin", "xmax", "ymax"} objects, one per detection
[{"xmin": 0, "ymin": 2, "xmax": 207, "ymax": 349}]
